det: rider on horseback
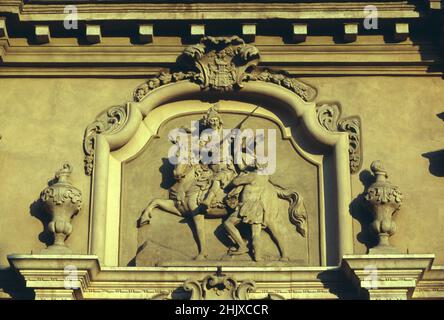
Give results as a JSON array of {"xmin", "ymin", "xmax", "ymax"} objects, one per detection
[{"xmin": 199, "ymin": 104, "xmax": 237, "ymax": 208}]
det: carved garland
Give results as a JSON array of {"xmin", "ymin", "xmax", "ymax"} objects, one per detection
[
  {"xmin": 40, "ymin": 163, "xmax": 82, "ymax": 209},
  {"xmin": 365, "ymin": 161, "xmax": 403, "ymax": 205},
  {"xmin": 133, "ymin": 36, "xmax": 317, "ymax": 103},
  {"xmin": 316, "ymin": 103, "xmax": 362, "ymax": 174}
]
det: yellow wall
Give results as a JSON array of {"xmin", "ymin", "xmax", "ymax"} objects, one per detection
[{"xmin": 1, "ymin": 76, "xmax": 443, "ymax": 266}]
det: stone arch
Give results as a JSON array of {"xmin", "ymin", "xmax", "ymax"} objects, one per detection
[{"xmin": 85, "ymin": 79, "xmax": 353, "ymax": 267}]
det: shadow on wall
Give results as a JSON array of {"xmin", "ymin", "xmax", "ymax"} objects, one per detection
[
  {"xmin": 316, "ymin": 269, "xmax": 362, "ymax": 300},
  {"xmin": 159, "ymin": 157, "xmax": 176, "ymax": 190},
  {"xmin": 422, "ymin": 113, "xmax": 444, "ymax": 177},
  {"xmin": 0, "ymin": 268, "xmax": 35, "ymax": 300},
  {"xmin": 349, "ymin": 170, "xmax": 379, "ymax": 252},
  {"xmin": 422, "ymin": 149, "xmax": 444, "ymax": 177},
  {"xmin": 126, "ymin": 241, "xmax": 147, "ymax": 267},
  {"xmin": 29, "ymin": 199, "xmax": 52, "ymax": 249},
  {"xmin": 29, "ymin": 176, "xmax": 59, "ymax": 249}
]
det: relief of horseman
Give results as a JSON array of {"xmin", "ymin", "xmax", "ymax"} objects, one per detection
[
  {"xmin": 138, "ymin": 104, "xmax": 308, "ymax": 261},
  {"xmin": 199, "ymin": 104, "xmax": 237, "ymax": 209}
]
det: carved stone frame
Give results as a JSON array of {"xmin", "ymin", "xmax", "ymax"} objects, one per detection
[{"xmin": 87, "ymin": 80, "xmax": 353, "ymax": 267}]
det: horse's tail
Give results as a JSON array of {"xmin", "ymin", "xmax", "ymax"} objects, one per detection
[{"xmin": 270, "ymin": 180, "xmax": 307, "ymax": 237}]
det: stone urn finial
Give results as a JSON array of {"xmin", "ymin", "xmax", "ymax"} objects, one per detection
[
  {"xmin": 40, "ymin": 162, "xmax": 82, "ymax": 254},
  {"xmin": 364, "ymin": 160, "xmax": 403, "ymax": 254}
]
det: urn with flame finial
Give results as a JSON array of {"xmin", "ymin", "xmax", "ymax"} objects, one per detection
[
  {"xmin": 364, "ymin": 160, "xmax": 403, "ymax": 253},
  {"xmin": 40, "ymin": 162, "xmax": 82, "ymax": 254}
]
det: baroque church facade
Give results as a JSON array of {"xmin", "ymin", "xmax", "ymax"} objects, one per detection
[{"xmin": 0, "ymin": 0, "xmax": 444, "ymax": 300}]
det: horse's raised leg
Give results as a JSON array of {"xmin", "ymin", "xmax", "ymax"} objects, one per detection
[
  {"xmin": 192, "ymin": 213, "xmax": 208, "ymax": 260},
  {"xmin": 267, "ymin": 220, "xmax": 290, "ymax": 261},
  {"xmin": 139, "ymin": 199, "xmax": 181, "ymax": 227}
]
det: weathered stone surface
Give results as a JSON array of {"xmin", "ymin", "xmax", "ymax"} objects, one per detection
[
  {"xmin": 1, "ymin": 0, "xmax": 444, "ymax": 300},
  {"xmin": 128, "ymin": 109, "xmax": 316, "ymax": 267}
]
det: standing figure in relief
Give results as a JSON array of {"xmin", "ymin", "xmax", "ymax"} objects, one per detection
[
  {"xmin": 224, "ymin": 156, "xmax": 308, "ymax": 262},
  {"xmin": 223, "ymin": 158, "xmax": 269, "ymax": 260}
]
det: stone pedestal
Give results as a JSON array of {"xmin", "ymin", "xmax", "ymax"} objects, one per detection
[
  {"xmin": 7, "ymin": 254, "xmax": 443, "ymax": 300},
  {"xmin": 7, "ymin": 254, "xmax": 351, "ymax": 300},
  {"xmin": 342, "ymin": 254, "xmax": 434, "ymax": 300}
]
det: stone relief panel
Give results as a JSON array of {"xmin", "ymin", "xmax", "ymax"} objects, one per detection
[
  {"xmin": 120, "ymin": 102, "xmax": 320, "ymax": 267},
  {"xmin": 81, "ymin": 36, "xmax": 359, "ymax": 267}
]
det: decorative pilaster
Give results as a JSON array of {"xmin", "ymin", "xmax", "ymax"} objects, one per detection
[
  {"xmin": 40, "ymin": 163, "xmax": 82, "ymax": 254},
  {"xmin": 364, "ymin": 161, "xmax": 403, "ymax": 254}
]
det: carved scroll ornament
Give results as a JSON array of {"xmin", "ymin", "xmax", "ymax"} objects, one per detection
[
  {"xmin": 83, "ymin": 104, "xmax": 129, "ymax": 175},
  {"xmin": 183, "ymin": 274, "xmax": 256, "ymax": 300},
  {"xmin": 316, "ymin": 102, "xmax": 362, "ymax": 174}
]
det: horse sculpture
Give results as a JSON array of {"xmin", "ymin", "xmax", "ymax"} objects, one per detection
[{"xmin": 138, "ymin": 158, "xmax": 307, "ymax": 261}]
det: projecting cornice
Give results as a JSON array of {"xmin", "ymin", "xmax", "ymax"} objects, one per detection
[
  {"xmin": 0, "ymin": 1, "xmax": 425, "ymax": 21},
  {"xmin": 0, "ymin": 38, "xmax": 441, "ymax": 76},
  {"xmin": 5, "ymin": 254, "xmax": 444, "ymax": 300},
  {"xmin": 0, "ymin": 1, "xmax": 442, "ymax": 76}
]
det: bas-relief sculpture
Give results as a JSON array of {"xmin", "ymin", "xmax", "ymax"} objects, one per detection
[
  {"xmin": 84, "ymin": 36, "xmax": 361, "ymax": 180},
  {"xmin": 4, "ymin": 32, "xmax": 438, "ymax": 300},
  {"xmin": 123, "ymin": 108, "xmax": 319, "ymax": 267},
  {"xmin": 79, "ymin": 35, "xmax": 363, "ymax": 268},
  {"xmin": 137, "ymin": 105, "xmax": 307, "ymax": 262},
  {"xmin": 15, "ymin": 34, "xmax": 403, "ymax": 300}
]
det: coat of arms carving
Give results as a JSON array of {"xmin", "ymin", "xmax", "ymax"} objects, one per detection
[{"xmin": 183, "ymin": 36, "xmax": 260, "ymax": 91}]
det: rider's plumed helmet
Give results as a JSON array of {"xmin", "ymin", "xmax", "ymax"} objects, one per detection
[{"xmin": 202, "ymin": 103, "xmax": 224, "ymax": 128}]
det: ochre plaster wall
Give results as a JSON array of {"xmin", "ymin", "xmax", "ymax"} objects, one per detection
[
  {"xmin": 0, "ymin": 78, "xmax": 141, "ymax": 266},
  {"xmin": 303, "ymin": 77, "xmax": 444, "ymax": 259},
  {"xmin": 0, "ymin": 76, "xmax": 443, "ymax": 266}
]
